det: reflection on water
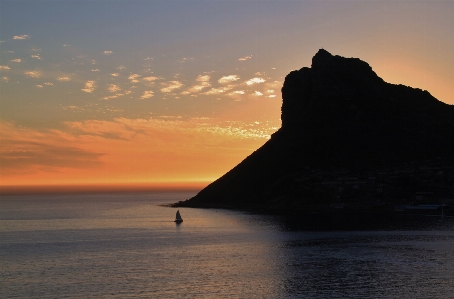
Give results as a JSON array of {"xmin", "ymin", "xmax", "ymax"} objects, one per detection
[
  {"xmin": 277, "ymin": 231, "xmax": 454, "ymax": 298},
  {"xmin": 1, "ymin": 192, "xmax": 454, "ymax": 298}
]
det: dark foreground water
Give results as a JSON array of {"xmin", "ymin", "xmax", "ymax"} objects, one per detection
[{"xmin": 1, "ymin": 192, "xmax": 454, "ymax": 298}]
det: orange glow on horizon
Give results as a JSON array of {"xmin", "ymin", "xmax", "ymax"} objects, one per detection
[
  {"xmin": 0, "ymin": 181, "xmax": 211, "ymax": 196},
  {"xmin": 0, "ymin": 103, "xmax": 277, "ymax": 188}
]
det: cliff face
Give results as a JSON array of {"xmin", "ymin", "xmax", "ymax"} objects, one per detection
[{"xmin": 178, "ymin": 50, "xmax": 454, "ymax": 209}]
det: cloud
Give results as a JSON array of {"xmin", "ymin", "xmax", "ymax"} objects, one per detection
[
  {"xmin": 91, "ymin": 69, "xmax": 100, "ymax": 72},
  {"xmin": 31, "ymin": 54, "xmax": 42, "ymax": 60},
  {"xmin": 0, "ymin": 65, "xmax": 10, "ymax": 71},
  {"xmin": 0, "ymin": 121, "xmax": 104, "ymax": 174},
  {"xmin": 186, "ymin": 83, "xmax": 210, "ymax": 93},
  {"xmin": 184, "ymin": 75, "xmax": 211, "ymax": 94},
  {"xmin": 11, "ymin": 59, "xmax": 22, "ymax": 63},
  {"xmin": 103, "ymin": 50, "xmax": 113, "ymax": 55},
  {"xmin": 253, "ymin": 91, "xmax": 263, "ymax": 96},
  {"xmin": 108, "ymin": 84, "xmax": 121, "ymax": 93},
  {"xmin": 25, "ymin": 71, "xmax": 41, "ymax": 78},
  {"xmin": 111, "ymin": 73, "xmax": 119, "ymax": 77},
  {"xmin": 0, "ymin": 117, "xmax": 277, "ymax": 183},
  {"xmin": 238, "ymin": 55, "xmax": 252, "ymax": 61},
  {"xmin": 161, "ymin": 81, "xmax": 183, "ymax": 93},
  {"xmin": 218, "ymin": 75, "xmax": 240, "ymax": 84},
  {"xmin": 2, "ymin": 76, "xmax": 9, "ymax": 82},
  {"xmin": 245, "ymin": 77, "xmax": 265, "ymax": 85},
  {"xmin": 57, "ymin": 76, "xmax": 71, "ymax": 81},
  {"xmin": 81, "ymin": 80, "xmax": 96, "ymax": 93},
  {"xmin": 197, "ymin": 75, "xmax": 210, "ymax": 82},
  {"xmin": 204, "ymin": 86, "xmax": 233, "ymax": 95},
  {"xmin": 229, "ymin": 90, "xmax": 245, "ymax": 95},
  {"xmin": 13, "ymin": 35, "xmax": 30, "ymax": 40},
  {"xmin": 44, "ymin": 82, "xmax": 53, "ymax": 86},
  {"xmin": 128, "ymin": 74, "xmax": 140, "ymax": 83},
  {"xmin": 143, "ymin": 76, "xmax": 159, "ymax": 82},
  {"xmin": 140, "ymin": 91, "xmax": 154, "ymax": 99}
]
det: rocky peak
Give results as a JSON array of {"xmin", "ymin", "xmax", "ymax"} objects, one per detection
[
  {"xmin": 176, "ymin": 50, "xmax": 454, "ymax": 210},
  {"xmin": 281, "ymin": 50, "xmax": 384, "ymax": 128},
  {"xmin": 311, "ymin": 48, "xmax": 333, "ymax": 68}
]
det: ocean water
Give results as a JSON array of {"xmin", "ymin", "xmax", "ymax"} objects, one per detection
[{"xmin": 1, "ymin": 191, "xmax": 454, "ymax": 298}]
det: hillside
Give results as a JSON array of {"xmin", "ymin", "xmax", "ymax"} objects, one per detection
[{"xmin": 174, "ymin": 49, "xmax": 454, "ymax": 213}]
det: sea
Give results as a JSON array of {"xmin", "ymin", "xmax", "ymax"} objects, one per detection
[{"xmin": 1, "ymin": 191, "xmax": 454, "ymax": 299}]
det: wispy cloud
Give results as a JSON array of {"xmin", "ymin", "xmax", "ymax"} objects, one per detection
[
  {"xmin": 197, "ymin": 75, "xmax": 210, "ymax": 82},
  {"xmin": 143, "ymin": 76, "xmax": 159, "ymax": 82},
  {"xmin": 103, "ymin": 50, "xmax": 113, "ymax": 55},
  {"xmin": 108, "ymin": 84, "xmax": 121, "ymax": 93},
  {"xmin": 204, "ymin": 86, "xmax": 232, "ymax": 95},
  {"xmin": 161, "ymin": 81, "xmax": 183, "ymax": 93},
  {"xmin": 218, "ymin": 75, "xmax": 240, "ymax": 84},
  {"xmin": 111, "ymin": 73, "xmax": 119, "ymax": 77},
  {"xmin": 81, "ymin": 80, "xmax": 96, "ymax": 93},
  {"xmin": 238, "ymin": 55, "xmax": 252, "ymax": 61},
  {"xmin": 140, "ymin": 91, "xmax": 154, "ymax": 99},
  {"xmin": 25, "ymin": 71, "xmax": 41, "ymax": 78},
  {"xmin": 184, "ymin": 75, "xmax": 211, "ymax": 94},
  {"xmin": 128, "ymin": 74, "xmax": 140, "ymax": 83},
  {"xmin": 31, "ymin": 54, "xmax": 42, "ymax": 60},
  {"xmin": 0, "ymin": 121, "xmax": 104, "ymax": 174},
  {"xmin": 57, "ymin": 76, "xmax": 71, "ymax": 81},
  {"xmin": 229, "ymin": 90, "xmax": 245, "ymax": 95},
  {"xmin": 13, "ymin": 35, "xmax": 30, "ymax": 40},
  {"xmin": 11, "ymin": 59, "xmax": 22, "ymax": 63},
  {"xmin": 0, "ymin": 65, "xmax": 11, "ymax": 70},
  {"xmin": 245, "ymin": 77, "xmax": 265, "ymax": 85}
]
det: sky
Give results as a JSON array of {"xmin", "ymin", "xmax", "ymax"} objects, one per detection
[{"xmin": 1, "ymin": 0, "xmax": 453, "ymax": 189}]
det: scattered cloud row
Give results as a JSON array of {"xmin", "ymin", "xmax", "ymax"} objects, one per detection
[{"xmin": 1, "ymin": 36, "xmax": 282, "ymax": 111}]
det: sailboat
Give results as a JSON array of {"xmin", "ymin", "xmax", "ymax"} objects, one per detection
[{"xmin": 174, "ymin": 210, "xmax": 183, "ymax": 223}]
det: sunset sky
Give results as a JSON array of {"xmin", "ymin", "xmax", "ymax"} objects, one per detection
[{"xmin": 1, "ymin": 1, "xmax": 453, "ymax": 189}]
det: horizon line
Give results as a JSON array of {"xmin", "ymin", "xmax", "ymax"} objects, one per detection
[{"xmin": 0, "ymin": 181, "xmax": 211, "ymax": 196}]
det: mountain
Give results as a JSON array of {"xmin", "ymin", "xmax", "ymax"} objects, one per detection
[{"xmin": 175, "ymin": 49, "xmax": 454, "ymax": 212}]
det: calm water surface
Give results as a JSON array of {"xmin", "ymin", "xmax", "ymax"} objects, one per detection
[{"xmin": 1, "ymin": 192, "xmax": 454, "ymax": 298}]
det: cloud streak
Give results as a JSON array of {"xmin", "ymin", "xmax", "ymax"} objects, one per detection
[
  {"xmin": 161, "ymin": 81, "xmax": 183, "ymax": 93},
  {"xmin": 13, "ymin": 35, "xmax": 30, "ymax": 40},
  {"xmin": 245, "ymin": 77, "xmax": 265, "ymax": 85},
  {"xmin": 81, "ymin": 80, "xmax": 96, "ymax": 93},
  {"xmin": 218, "ymin": 75, "xmax": 240, "ymax": 84}
]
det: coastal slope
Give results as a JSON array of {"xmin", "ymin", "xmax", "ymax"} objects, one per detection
[{"xmin": 175, "ymin": 49, "xmax": 454, "ymax": 211}]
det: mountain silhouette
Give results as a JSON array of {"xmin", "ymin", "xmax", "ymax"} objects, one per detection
[{"xmin": 175, "ymin": 49, "xmax": 454, "ymax": 212}]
